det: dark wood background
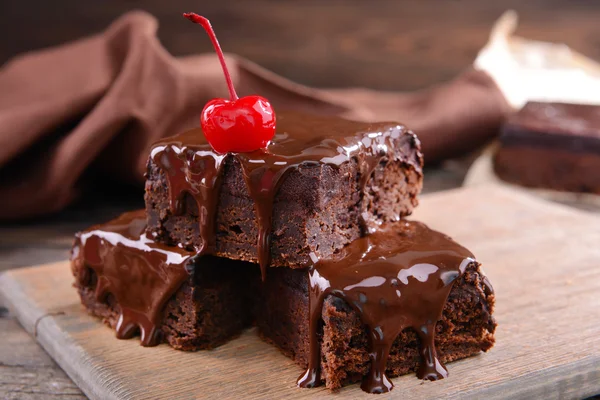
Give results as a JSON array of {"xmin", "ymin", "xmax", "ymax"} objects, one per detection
[
  {"xmin": 2, "ymin": 0, "xmax": 600, "ymax": 91},
  {"xmin": 2, "ymin": 1, "xmax": 600, "ymax": 399}
]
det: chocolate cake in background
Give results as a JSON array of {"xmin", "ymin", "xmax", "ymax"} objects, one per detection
[{"xmin": 494, "ymin": 102, "xmax": 600, "ymax": 194}]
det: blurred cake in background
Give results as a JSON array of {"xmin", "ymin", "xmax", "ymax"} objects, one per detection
[{"xmin": 493, "ymin": 102, "xmax": 600, "ymax": 194}]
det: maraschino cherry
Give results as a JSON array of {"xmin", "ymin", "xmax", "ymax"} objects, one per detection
[{"xmin": 184, "ymin": 13, "xmax": 276, "ymax": 153}]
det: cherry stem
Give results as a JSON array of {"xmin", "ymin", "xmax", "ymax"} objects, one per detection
[{"xmin": 183, "ymin": 12, "xmax": 239, "ymax": 101}]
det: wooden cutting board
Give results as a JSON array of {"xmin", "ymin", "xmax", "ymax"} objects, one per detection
[{"xmin": 1, "ymin": 185, "xmax": 599, "ymax": 400}]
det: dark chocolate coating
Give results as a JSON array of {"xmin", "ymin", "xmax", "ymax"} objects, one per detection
[
  {"xmin": 258, "ymin": 247, "xmax": 496, "ymax": 391},
  {"xmin": 297, "ymin": 221, "xmax": 492, "ymax": 393}
]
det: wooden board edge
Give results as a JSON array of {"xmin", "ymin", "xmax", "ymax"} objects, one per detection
[
  {"xmin": 0, "ymin": 268, "xmax": 122, "ymax": 400},
  {"xmin": 451, "ymin": 355, "xmax": 600, "ymax": 400},
  {"xmin": 3, "ymin": 262, "xmax": 600, "ymax": 400}
]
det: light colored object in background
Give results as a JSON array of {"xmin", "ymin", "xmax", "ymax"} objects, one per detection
[
  {"xmin": 471, "ymin": 12, "xmax": 600, "ymax": 213},
  {"xmin": 475, "ymin": 11, "xmax": 600, "ymax": 109},
  {"xmin": 464, "ymin": 144, "xmax": 600, "ymax": 213}
]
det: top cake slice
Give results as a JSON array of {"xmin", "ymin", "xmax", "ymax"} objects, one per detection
[{"xmin": 145, "ymin": 111, "xmax": 423, "ymax": 269}]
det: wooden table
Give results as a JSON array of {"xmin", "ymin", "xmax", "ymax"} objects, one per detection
[{"xmin": 2, "ymin": 1, "xmax": 600, "ymax": 398}]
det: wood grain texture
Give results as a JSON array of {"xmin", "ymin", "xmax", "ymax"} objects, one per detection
[
  {"xmin": 2, "ymin": 0, "xmax": 600, "ymax": 90},
  {"xmin": 1, "ymin": 185, "xmax": 599, "ymax": 399},
  {"xmin": 0, "ymin": 317, "xmax": 85, "ymax": 400}
]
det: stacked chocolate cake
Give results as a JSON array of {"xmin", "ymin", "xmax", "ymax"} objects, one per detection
[{"xmin": 71, "ymin": 111, "xmax": 496, "ymax": 393}]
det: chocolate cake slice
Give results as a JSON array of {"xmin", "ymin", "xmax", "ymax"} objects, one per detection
[
  {"xmin": 256, "ymin": 221, "xmax": 496, "ymax": 392},
  {"xmin": 71, "ymin": 210, "xmax": 260, "ymax": 350},
  {"xmin": 494, "ymin": 102, "xmax": 600, "ymax": 193},
  {"xmin": 145, "ymin": 111, "xmax": 423, "ymax": 273}
]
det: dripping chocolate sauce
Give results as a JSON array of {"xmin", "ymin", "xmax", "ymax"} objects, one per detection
[
  {"xmin": 72, "ymin": 210, "xmax": 194, "ymax": 346},
  {"xmin": 297, "ymin": 221, "xmax": 476, "ymax": 394},
  {"xmin": 150, "ymin": 111, "xmax": 420, "ymax": 279}
]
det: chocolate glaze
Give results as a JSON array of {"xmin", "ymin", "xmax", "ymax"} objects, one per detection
[
  {"xmin": 150, "ymin": 111, "xmax": 421, "ymax": 279},
  {"xmin": 296, "ymin": 221, "xmax": 477, "ymax": 394},
  {"xmin": 72, "ymin": 210, "xmax": 193, "ymax": 346}
]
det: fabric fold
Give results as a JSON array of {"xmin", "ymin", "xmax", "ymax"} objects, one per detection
[{"xmin": 0, "ymin": 11, "xmax": 510, "ymax": 219}]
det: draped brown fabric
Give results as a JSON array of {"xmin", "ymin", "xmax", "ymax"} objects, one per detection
[{"xmin": 0, "ymin": 11, "xmax": 510, "ymax": 220}]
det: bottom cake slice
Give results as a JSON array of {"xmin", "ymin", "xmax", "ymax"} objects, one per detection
[
  {"xmin": 257, "ymin": 264, "xmax": 495, "ymax": 390},
  {"xmin": 71, "ymin": 210, "xmax": 259, "ymax": 350},
  {"xmin": 71, "ymin": 212, "xmax": 496, "ymax": 393},
  {"xmin": 256, "ymin": 222, "xmax": 496, "ymax": 392}
]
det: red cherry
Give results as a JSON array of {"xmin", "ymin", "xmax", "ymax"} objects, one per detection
[
  {"xmin": 183, "ymin": 13, "xmax": 276, "ymax": 153},
  {"xmin": 201, "ymin": 96, "xmax": 275, "ymax": 153}
]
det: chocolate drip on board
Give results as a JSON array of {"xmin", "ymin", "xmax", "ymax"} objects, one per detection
[
  {"xmin": 297, "ymin": 221, "xmax": 476, "ymax": 393},
  {"xmin": 151, "ymin": 111, "xmax": 421, "ymax": 278},
  {"xmin": 72, "ymin": 210, "xmax": 194, "ymax": 346}
]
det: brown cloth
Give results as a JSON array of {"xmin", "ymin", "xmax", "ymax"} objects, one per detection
[{"xmin": 0, "ymin": 11, "xmax": 510, "ymax": 220}]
